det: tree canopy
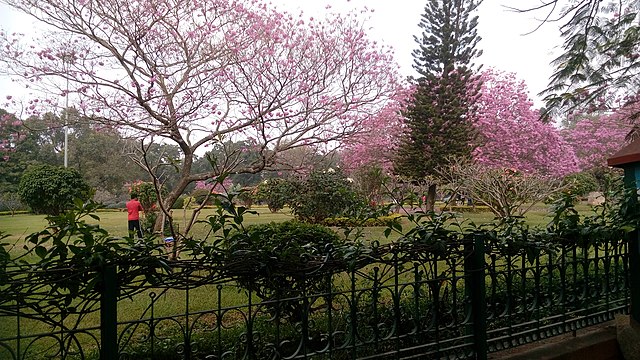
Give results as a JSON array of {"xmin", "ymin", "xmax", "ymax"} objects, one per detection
[
  {"xmin": 513, "ymin": 1, "xmax": 640, "ymax": 121},
  {"xmin": 0, "ymin": 0, "xmax": 405, "ymax": 219},
  {"xmin": 474, "ymin": 69, "xmax": 579, "ymax": 177},
  {"xmin": 394, "ymin": 0, "xmax": 483, "ymax": 209}
]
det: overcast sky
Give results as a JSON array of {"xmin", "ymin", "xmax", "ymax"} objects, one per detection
[
  {"xmin": 0, "ymin": 0, "xmax": 563, "ymax": 107},
  {"xmin": 270, "ymin": 0, "xmax": 563, "ymax": 106}
]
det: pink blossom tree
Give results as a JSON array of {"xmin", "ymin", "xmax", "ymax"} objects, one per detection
[
  {"xmin": 562, "ymin": 110, "xmax": 631, "ymax": 171},
  {"xmin": 0, "ymin": 109, "xmax": 23, "ymax": 162},
  {"xmin": 0, "ymin": 0, "xmax": 405, "ymax": 222},
  {"xmin": 339, "ymin": 98, "xmax": 409, "ymax": 174},
  {"xmin": 474, "ymin": 69, "xmax": 579, "ymax": 177}
]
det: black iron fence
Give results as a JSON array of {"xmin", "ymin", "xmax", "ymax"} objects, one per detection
[{"xmin": 0, "ymin": 233, "xmax": 629, "ymax": 360}]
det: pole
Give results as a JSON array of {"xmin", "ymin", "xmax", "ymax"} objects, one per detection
[
  {"xmin": 100, "ymin": 265, "xmax": 118, "ymax": 359},
  {"xmin": 64, "ymin": 71, "xmax": 69, "ymax": 168}
]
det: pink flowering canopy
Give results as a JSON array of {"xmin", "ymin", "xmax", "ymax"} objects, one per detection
[
  {"xmin": 474, "ymin": 69, "xmax": 579, "ymax": 177},
  {"xmin": 0, "ymin": 110, "xmax": 23, "ymax": 161},
  {"xmin": 0, "ymin": 0, "xmax": 406, "ymax": 208},
  {"xmin": 563, "ymin": 110, "xmax": 631, "ymax": 171},
  {"xmin": 339, "ymin": 89, "xmax": 411, "ymax": 173}
]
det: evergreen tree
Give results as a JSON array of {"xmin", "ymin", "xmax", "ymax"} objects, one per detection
[{"xmin": 395, "ymin": 0, "xmax": 483, "ymax": 210}]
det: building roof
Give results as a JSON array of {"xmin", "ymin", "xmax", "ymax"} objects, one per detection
[{"xmin": 608, "ymin": 137, "xmax": 640, "ymax": 167}]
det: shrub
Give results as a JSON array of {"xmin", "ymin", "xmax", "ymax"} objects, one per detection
[
  {"xmin": 322, "ymin": 214, "xmax": 402, "ymax": 227},
  {"xmin": 234, "ymin": 187, "xmax": 255, "ymax": 208},
  {"xmin": 172, "ymin": 195, "xmax": 185, "ymax": 209},
  {"xmin": 562, "ymin": 171, "xmax": 598, "ymax": 197},
  {"xmin": 440, "ymin": 205, "xmax": 491, "ymax": 213},
  {"xmin": 255, "ymin": 178, "xmax": 295, "ymax": 212},
  {"xmin": 191, "ymin": 188, "xmax": 213, "ymax": 205},
  {"xmin": 18, "ymin": 164, "xmax": 92, "ymax": 216},
  {"xmin": 228, "ymin": 221, "xmax": 346, "ymax": 319},
  {"xmin": 289, "ymin": 169, "xmax": 365, "ymax": 223},
  {"xmin": 127, "ymin": 181, "xmax": 160, "ymax": 210}
]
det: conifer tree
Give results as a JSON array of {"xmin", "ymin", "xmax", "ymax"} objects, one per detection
[{"xmin": 395, "ymin": 0, "xmax": 483, "ymax": 210}]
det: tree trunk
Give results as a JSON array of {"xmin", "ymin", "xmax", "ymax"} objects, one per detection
[{"xmin": 426, "ymin": 183, "xmax": 436, "ymax": 212}]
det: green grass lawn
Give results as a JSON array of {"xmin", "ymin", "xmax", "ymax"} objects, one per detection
[
  {"xmin": 0, "ymin": 201, "xmax": 602, "ymax": 357},
  {"xmin": 0, "ymin": 202, "xmax": 597, "ymax": 248}
]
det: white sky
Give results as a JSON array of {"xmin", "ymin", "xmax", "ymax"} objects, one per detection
[{"xmin": 0, "ymin": 0, "xmax": 562, "ymax": 108}]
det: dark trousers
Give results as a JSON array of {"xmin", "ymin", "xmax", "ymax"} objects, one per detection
[{"xmin": 128, "ymin": 219, "xmax": 143, "ymax": 238}]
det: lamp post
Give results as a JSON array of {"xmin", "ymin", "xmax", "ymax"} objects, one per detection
[
  {"xmin": 64, "ymin": 74, "xmax": 69, "ymax": 168},
  {"xmin": 61, "ymin": 53, "xmax": 73, "ymax": 168}
]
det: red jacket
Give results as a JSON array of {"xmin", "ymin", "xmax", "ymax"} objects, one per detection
[{"xmin": 126, "ymin": 199, "xmax": 144, "ymax": 220}]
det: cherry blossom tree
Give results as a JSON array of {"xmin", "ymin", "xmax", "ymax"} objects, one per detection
[
  {"xmin": 0, "ymin": 0, "xmax": 405, "ymax": 223},
  {"xmin": 474, "ymin": 69, "xmax": 579, "ymax": 177}
]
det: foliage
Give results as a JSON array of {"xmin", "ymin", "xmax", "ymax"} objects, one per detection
[
  {"xmin": 0, "ymin": 179, "xmax": 638, "ymax": 357},
  {"xmin": 289, "ymin": 169, "xmax": 365, "ymax": 224},
  {"xmin": 0, "ymin": 0, "xmax": 405, "ymax": 214},
  {"xmin": 0, "ymin": 200, "xmax": 169, "ymax": 329},
  {"xmin": 348, "ymin": 165, "xmax": 390, "ymax": 206},
  {"xmin": 527, "ymin": 1, "xmax": 640, "ymax": 120},
  {"xmin": 233, "ymin": 187, "xmax": 255, "ymax": 208},
  {"xmin": 0, "ymin": 109, "xmax": 146, "ymax": 197},
  {"xmin": 0, "ymin": 192, "xmax": 25, "ymax": 215},
  {"xmin": 255, "ymin": 178, "xmax": 295, "ymax": 213},
  {"xmin": 441, "ymin": 205, "xmax": 491, "ymax": 213},
  {"xmin": 591, "ymin": 167, "xmax": 625, "ymax": 201},
  {"xmin": 394, "ymin": 0, "xmax": 483, "ymax": 209},
  {"xmin": 562, "ymin": 171, "xmax": 599, "ymax": 197},
  {"xmin": 340, "ymin": 101, "xmax": 408, "ymax": 174},
  {"xmin": 562, "ymin": 111, "xmax": 630, "ymax": 171},
  {"xmin": 474, "ymin": 69, "xmax": 579, "ymax": 177},
  {"xmin": 171, "ymin": 195, "xmax": 185, "ymax": 209},
  {"xmin": 18, "ymin": 164, "xmax": 92, "ymax": 216},
  {"xmin": 127, "ymin": 181, "xmax": 159, "ymax": 210},
  {"xmin": 322, "ymin": 214, "xmax": 402, "ymax": 227},
  {"xmin": 438, "ymin": 160, "xmax": 564, "ymax": 219},
  {"xmin": 191, "ymin": 188, "xmax": 213, "ymax": 206},
  {"xmin": 227, "ymin": 221, "xmax": 346, "ymax": 317},
  {"xmin": 0, "ymin": 109, "xmax": 22, "ymax": 163}
]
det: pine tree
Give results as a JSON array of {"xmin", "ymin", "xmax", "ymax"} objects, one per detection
[{"xmin": 395, "ymin": 0, "xmax": 483, "ymax": 210}]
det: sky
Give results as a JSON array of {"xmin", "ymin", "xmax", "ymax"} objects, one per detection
[
  {"xmin": 269, "ymin": 0, "xmax": 563, "ymax": 106},
  {"xmin": 0, "ymin": 0, "xmax": 563, "ymax": 108}
]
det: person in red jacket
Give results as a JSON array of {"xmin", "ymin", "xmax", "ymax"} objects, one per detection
[{"xmin": 126, "ymin": 193, "xmax": 144, "ymax": 238}]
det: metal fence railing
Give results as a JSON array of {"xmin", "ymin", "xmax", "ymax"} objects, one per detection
[{"xmin": 0, "ymin": 236, "xmax": 630, "ymax": 359}]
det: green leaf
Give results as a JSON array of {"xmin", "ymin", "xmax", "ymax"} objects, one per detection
[{"xmin": 35, "ymin": 246, "xmax": 48, "ymax": 259}]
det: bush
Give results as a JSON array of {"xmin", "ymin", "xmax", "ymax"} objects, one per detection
[
  {"xmin": 191, "ymin": 188, "xmax": 213, "ymax": 205},
  {"xmin": 255, "ymin": 178, "xmax": 295, "ymax": 212},
  {"xmin": 228, "ymin": 221, "xmax": 346, "ymax": 319},
  {"xmin": 322, "ymin": 214, "xmax": 402, "ymax": 227},
  {"xmin": 172, "ymin": 195, "xmax": 185, "ymax": 209},
  {"xmin": 440, "ymin": 205, "xmax": 491, "ymax": 213},
  {"xmin": 127, "ymin": 181, "xmax": 160, "ymax": 210},
  {"xmin": 18, "ymin": 165, "xmax": 92, "ymax": 216},
  {"xmin": 562, "ymin": 172, "xmax": 598, "ymax": 197},
  {"xmin": 234, "ymin": 187, "xmax": 255, "ymax": 208},
  {"xmin": 289, "ymin": 169, "xmax": 365, "ymax": 223}
]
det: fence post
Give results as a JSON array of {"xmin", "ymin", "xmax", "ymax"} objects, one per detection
[
  {"xmin": 465, "ymin": 236, "xmax": 487, "ymax": 360},
  {"xmin": 101, "ymin": 264, "xmax": 118, "ymax": 360}
]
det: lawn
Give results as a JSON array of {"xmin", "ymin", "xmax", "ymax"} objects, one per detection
[
  {"xmin": 0, "ymin": 201, "xmax": 600, "ymax": 358},
  {"xmin": 0, "ymin": 205, "xmax": 295, "ymax": 246},
  {"xmin": 0, "ymin": 202, "xmax": 596, "ymax": 248}
]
